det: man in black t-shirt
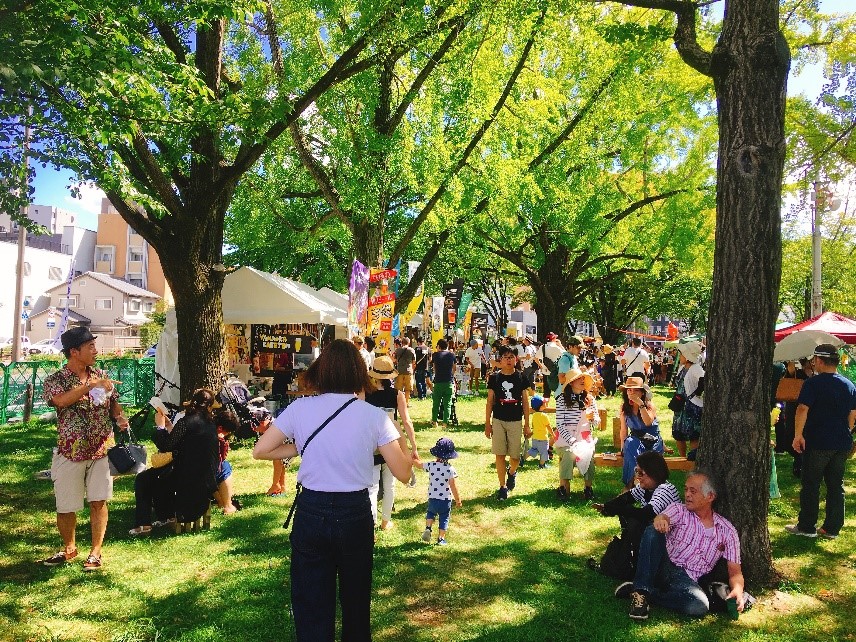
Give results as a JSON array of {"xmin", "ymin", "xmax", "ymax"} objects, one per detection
[
  {"xmin": 414, "ymin": 337, "xmax": 431, "ymax": 400},
  {"xmin": 485, "ymin": 346, "xmax": 531, "ymax": 500}
]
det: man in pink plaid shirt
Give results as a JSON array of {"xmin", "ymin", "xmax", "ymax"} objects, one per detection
[{"xmin": 614, "ymin": 470, "xmax": 745, "ymax": 621}]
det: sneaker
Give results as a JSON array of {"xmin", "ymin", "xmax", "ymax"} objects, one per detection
[
  {"xmin": 41, "ymin": 549, "xmax": 78, "ymax": 567},
  {"xmin": 629, "ymin": 591, "xmax": 650, "ymax": 620},
  {"xmin": 82, "ymin": 554, "xmax": 102, "ymax": 572},
  {"xmin": 33, "ymin": 469, "xmax": 52, "ymax": 481},
  {"xmin": 506, "ymin": 471, "xmax": 517, "ymax": 491},
  {"xmin": 422, "ymin": 527, "xmax": 432, "ymax": 542},
  {"xmin": 583, "ymin": 486, "xmax": 594, "ymax": 500},
  {"xmin": 436, "ymin": 538, "xmax": 448, "ymax": 546},
  {"xmin": 496, "ymin": 487, "xmax": 508, "ymax": 501},
  {"xmin": 556, "ymin": 486, "xmax": 569, "ymax": 501},
  {"xmin": 614, "ymin": 581, "xmax": 634, "ymax": 599},
  {"xmin": 784, "ymin": 524, "xmax": 817, "ymax": 538},
  {"xmin": 818, "ymin": 527, "xmax": 838, "ymax": 539}
]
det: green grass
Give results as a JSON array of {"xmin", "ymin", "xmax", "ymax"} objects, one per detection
[{"xmin": 1, "ymin": 388, "xmax": 854, "ymax": 641}]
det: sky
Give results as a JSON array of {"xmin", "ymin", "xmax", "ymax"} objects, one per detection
[{"xmin": 28, "ymin": 0, "xmax": 854, "ymax": 231}]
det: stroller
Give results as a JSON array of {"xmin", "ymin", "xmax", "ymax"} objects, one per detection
[{"xmin": 219, "ymin": 375, "xmax": 272, "ymax": 440}]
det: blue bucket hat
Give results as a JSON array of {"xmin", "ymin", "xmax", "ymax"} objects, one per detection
[{"xmin": 429, "ymin": 437, "xmax": 458, "ymax": 460}]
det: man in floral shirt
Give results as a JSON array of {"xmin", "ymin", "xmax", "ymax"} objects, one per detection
[{"xmin": 40, "ymin": 327, "xmax": 128, "ymax": 571}]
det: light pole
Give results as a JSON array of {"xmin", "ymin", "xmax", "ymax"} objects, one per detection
[
  {"xmin": 809, "ymin": 181, "xmax": 842, "ymax": 318},
  {"xmin": 11, "ymin": 111, "xmax": 31, "ymax": 363}
]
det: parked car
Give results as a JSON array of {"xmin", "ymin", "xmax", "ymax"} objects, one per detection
[
  {"xmin": 1, "ymin": 336, "xmax": 31, "ymax": 357},
  {"xmin": 28, "ymin": 339, "xmax": 63, "ymax": 355},
  {"xmin": 144, "ymin": 343, "xmax": 157, "ymax": 358}
]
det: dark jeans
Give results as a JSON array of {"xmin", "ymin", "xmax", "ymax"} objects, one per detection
[
  {"xmin": 415, "ymin": 369, "xmax": 428, "ymax": 399},
  {"xmin": 798, "ymin": 448, "xmax": 848, "ymax": 536},
  {"xmin": 134, "ymin": 465, "xmax": 176, "ymax": 526},
  {"xmin": 290, "ymin": 488, "xmax": 375, "ymax": 642},
  {"xmin": 633, "ymin": 525, "xmax": 709, "ymax": 617}
]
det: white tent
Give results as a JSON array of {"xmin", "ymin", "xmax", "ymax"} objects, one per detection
[
  {"xmin": 222, "ymin": 267, "xmax": 346, "ymax": 325},
  {"xmin": 154, "ymin": 308, "xmax": 181, "ymax": 406}
]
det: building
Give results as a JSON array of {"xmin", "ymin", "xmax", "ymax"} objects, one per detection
[
  {"xmin": 95, "ymin": 198, "xmax": 170, "ymax": 300},
  {"xmin": 0, "ymin": 203, "xmax": 78, "ymax": 234},
  {"xmin": 27, "ymin": 272, "xmax": 160, "ymax": 352}
]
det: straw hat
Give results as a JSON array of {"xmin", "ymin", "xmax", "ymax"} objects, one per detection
[
  {"xmin": 368, "ymin": 356, "xmax": 396, "ymax": 380},
  {"xmin": 619, "ymin": 376, "xmax": 647, "ymax": 390},
  {"xmin": 602, "ymin": 344, "xmax": 613, "ymax": 355},
  {"xmin": 564, "ymin": 368, "xmax": 594, "ymax": 392}
]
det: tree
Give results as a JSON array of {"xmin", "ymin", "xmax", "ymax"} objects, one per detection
[
  {"xmin": 1, "ymin": 0, "xmax": 462, "ymax": 397},
  {"xmin": 604, "ymin": 0, "xmax": 791, "ymax": 585}
]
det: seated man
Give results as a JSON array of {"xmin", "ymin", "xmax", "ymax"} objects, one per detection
[{"xmin": 615, "ymin": 470, "xmax": 745, "ymax": 621}]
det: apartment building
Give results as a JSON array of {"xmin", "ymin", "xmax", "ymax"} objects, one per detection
[{"xmin": 95, "ymin": 198, "xmax": 171, "ymax": 301}]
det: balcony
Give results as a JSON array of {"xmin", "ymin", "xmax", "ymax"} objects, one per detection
[
  {"xmin": 95, "ymin": 260, "xmax": 113, "ymax": 273},
  {"xmin": 127, "ymin": 260, "xmax": 144, "ymax": 273}
]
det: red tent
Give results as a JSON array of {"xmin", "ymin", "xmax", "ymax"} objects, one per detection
[{"xmin": 774, "ymin": 312, "xmax": 856, "ymax": 344}]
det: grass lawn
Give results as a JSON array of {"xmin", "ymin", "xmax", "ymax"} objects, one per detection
[{"xmin": 1, "ymin": 387, "xmax": 854, "ymax": 641}]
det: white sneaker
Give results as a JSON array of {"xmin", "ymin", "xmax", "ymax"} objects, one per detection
[
  {"xmin": 422, "ymin": 528, "xmax": 432, "ymax": 542},
  {"xmin": 784, "ymin": 524, "xmax": 817, "ymax": 538}
]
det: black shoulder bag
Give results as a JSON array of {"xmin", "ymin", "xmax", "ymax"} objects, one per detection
[{"xmin": 282, "ymin": 397, "xmax": 357, "ymax": 529}]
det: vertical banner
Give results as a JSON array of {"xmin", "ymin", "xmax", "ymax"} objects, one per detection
[
  {"xmin": 430, "ymin": 296, "xmax": 445, "ymax": 347},
  {"xmin": 455, "ymin": 292, "xmax": 473, "ymax": 330},
  {"xmin": 399, "ymin": 261, "xmax": 424, "ymax": 331},
  {"xmin": 348, "ymin": 259, "xmax": 370, "ymax": 337},
  {"xmin": 443, "ymin": 279, "xmax": 464, "ymax": 335},
  {"xmin": 50, "ymin": 260, "xmax": 75, "ymax": 350},
  {"xmin": 367, "ymin": 266, "xmax": 397, "ymax": 355},
  {"xmin": 391, "ymin": 260, "xmax": 403, "ymax": 337},
  {"xmin": 471, "ymin": 313, "xmax": 488, "ymax": 342}
]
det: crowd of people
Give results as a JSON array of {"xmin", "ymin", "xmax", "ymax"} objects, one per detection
[{"xmin": 35, "ymin": 324, "xmax": 855, "ymax": 637}]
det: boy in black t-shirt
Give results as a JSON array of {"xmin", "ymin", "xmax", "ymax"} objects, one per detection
[{"xmin": 485, "ymin": 346, "xmax": 531, "ymax": 500}]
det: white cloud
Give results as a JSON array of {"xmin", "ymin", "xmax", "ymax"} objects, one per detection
[{"xmin": 63, "ymin": 182, "xmax": 106, "ymax": 216}]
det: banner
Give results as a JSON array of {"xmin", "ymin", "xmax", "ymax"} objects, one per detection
[
  {"xmin": 430, "ymin": 296, "xmax": 445, "ymax": 347},
  {"xmin": 398, "ymin": 261, "xmax": 424, "ymax": 331},
  {"xmin": 367, "ymin": 267, "xmax": 397, "ymax": 354},
  {"xmin": 251, "ymin": 323, "xmax": 319, "ymax": 376},
  {"xmin": 348, "ymin": 259, "xmax": 370, "ymax": 336},
  {"xmin": 443, "ymin": 279, "xmax": 464, "ymax": 334},
  {"xmin": 455, "ymin": 292, "xmax": 473, "ymax": 330},
  {"xmin": 471, "ymin": 313, "xmax": 488, "ymax": 342},
  {"xmin": 50, "ymin": 260, "xmax": 75, "ymax": 350}
]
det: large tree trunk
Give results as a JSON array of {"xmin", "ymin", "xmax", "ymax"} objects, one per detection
[
  {"xmin": 697, "ymin": 0, "xmax": 790, "ymax": 586},
  {"xmin": 353, "ymin": 220, "xmax": 384, "ymax": 268}
]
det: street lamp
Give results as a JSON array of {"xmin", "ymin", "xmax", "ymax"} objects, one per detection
[{"xmin": 809, "ymin": 181, "xmax": 842, "ymax": 318}]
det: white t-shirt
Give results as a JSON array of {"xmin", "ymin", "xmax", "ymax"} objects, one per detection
[
  {"xmin": 424, "ymin": 461, "xmax": 457, "ymax": 500},
  {"xmin": 359, "ymin": 347, "xmax": 374, "ymax": 368},
  {"xmin": 522, "ymin": 344, "xmax": 537, "ymax": 365},
  {"xmin": 464, "ymin": 347, "xmax": 483, "ymax": 369},
  {"xmin": 684, "ymin": 362, "xmax": 705, "ymax": 408},
  {"xmin": 537, "ymin": 341, "xmax": 565, "ymax": 374},
  {"xmin": 273, "ymin": 393, "xmax": 399, "ymax": 492},
  {"xmin": 622, "ymin": 347, "xmax": 649, "ymax": 373}
]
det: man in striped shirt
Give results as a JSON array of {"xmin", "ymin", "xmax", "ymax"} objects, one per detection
[{"xmin": 615, "ymin": 471, "xmax": 745, "ymax": 621}]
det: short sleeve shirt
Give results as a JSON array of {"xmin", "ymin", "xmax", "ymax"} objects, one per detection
[
  {"xmin": 530, "ymin": 411, "xmax": 552, "ymax": 441},
  {"xmin": 43, "ymin": 365, "xmax": 118, "ymax": 461},
  {"xmin": 394, "ymin": 346, "xmax": 416, "ymax": 374},
  {"xmin": 425, "ymin": 461, "xmax": 457, "ymax": 500},
  {"xmin": 464, "ymin": 347, "xmax": 483, "ymax": 369},
  {"xmin": 488, "ymin": 370, "xmax": 528, "ymax": 421},
  {"xmin": 797, "ymin": 372, "xmax": 856, "ymax": 451},
  {"xmin": 432, "ymin": 350, "xmax": 456, "ymax": 383}
]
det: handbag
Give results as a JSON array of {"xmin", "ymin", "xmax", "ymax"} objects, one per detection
[
  {"xmin": 775, "ymin": 377, "xmax": 803, "ymax": 403},
  {"xmin": 150, "ymin": 451, "xmax": 173, "ymax": 468},
  {"xmin": 108, "ymin": 426, "xmax": 148, "ymax": 476},
  {"xmin": 668, "ymin": 393, "xmax": 686, "ymax": 413}
]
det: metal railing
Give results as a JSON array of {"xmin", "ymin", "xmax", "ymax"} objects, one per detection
[{"xmin": 0, "ymin": 358, "xmax": 155, "ymax": 424}]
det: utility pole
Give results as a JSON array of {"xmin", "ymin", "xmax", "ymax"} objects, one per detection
[
  {"xmin": 810, "ymin": 181, "xmax": 842, "ymax": 318},
  {"xmin": 11, "ymin": 110, "xmax": 31, "ymax": 363}
]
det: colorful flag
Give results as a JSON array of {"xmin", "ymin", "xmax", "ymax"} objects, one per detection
[
  {"xmin": 348, "ymin": 259, "xmax": 370, "ymax": 336},
  {"xmin": 430, "ymin": 296, "xmax": 445, "ymax": 347},
  {"xmin": 50, "ymin": 260, "xmax": 75, "ymax": 350},
  {"xmin": 367, "ymin": 267, "xmax": 397, "ymax": 354}
]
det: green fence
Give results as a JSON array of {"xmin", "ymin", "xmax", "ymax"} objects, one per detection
[{"xmin": 0, "ymin": 358, "xmax": 155, "ymax": 424}]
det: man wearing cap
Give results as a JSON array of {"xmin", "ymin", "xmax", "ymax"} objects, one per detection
[
  {"xmin": 786, "ymin": 344, "xmax": 856, "ymax": 539},
  {"xmin": 40, "ymin": 326, "xmax": 129, "ymax": 571}
]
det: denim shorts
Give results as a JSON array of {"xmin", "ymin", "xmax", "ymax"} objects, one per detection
[
  {"xmin": 426, "ymin": 498, "xmax": 453, "ymax": 530},
  {"xmin": 216, "ymin": 460, "xmax": 232, "ymax": 484}
]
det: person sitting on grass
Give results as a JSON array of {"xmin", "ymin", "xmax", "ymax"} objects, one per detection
[
  {"xmin": 589, "ymin": 451, "xmax": 680, "ymax": 579},
  {"xmin": 614, "ymin": 470, "xmax": 745, "ymax": 621},
  {"xmin": 526, "ymin": 395, "xmax": 554, "ymax": 469},
  {"xmin": 414, "ymin": 438, "xmax": 462, "ymax": 546},
  {"xmin": 212, "ymin": 408, "xmax": 242, "ymax": 515}
]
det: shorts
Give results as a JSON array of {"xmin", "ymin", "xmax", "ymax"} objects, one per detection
[
  {"xmin": 51, "ymin": 451, "xmax": 113, "ymax": 513},
  {"xmin": 491, "ymin": 419, "xmax": 523, "ymax": 459},
  {"xmin": 216, "ymin": 460, "xmax": 233, "ymax": 484},
  {"xmin": 395, "ymin": 373, "xmax": 413, "ymax": 395},
  {"xmin": 426, "ymin": 498, "xmax": 452, "ymax": 530},
  {"xmin": 527, "ymin": 438, "xmax": 550, "ymax": 462},
  {"xmin": 557, "ymin": 447, "xmax": 594, "ymax": 482}
]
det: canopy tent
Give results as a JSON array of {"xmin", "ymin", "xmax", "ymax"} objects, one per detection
[
  {"xmin": 773, "ymin": 312, "xmax": 856, "ymax": 344},
  {"xmin": 221, "ymin": 267, "xmax": 347, "ymax": 326}
]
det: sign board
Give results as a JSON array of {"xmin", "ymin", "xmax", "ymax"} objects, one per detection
[
  {"xmin": 21, "ymin": 311, "xmax": 29, "ymax": 320},
  {"xmin": 47, "ymin": 320, "xmax": 56, "ymax": 329}
]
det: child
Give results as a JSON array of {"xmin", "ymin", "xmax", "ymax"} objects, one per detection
[
  {"xmin": 554, "ymin": 368, "xmax": 600, "ymax": 501},
  {"xmin": 526, "ymin": 396, "xmax": 554, "ymax": 468},
  {"xmin": 414, "ymin": 438, "xmax": 462, "ymax": 546}
]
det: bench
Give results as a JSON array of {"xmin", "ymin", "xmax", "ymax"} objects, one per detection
[
  {"xmin": 594, "ymin": 453, "xmax": 695, "ymax": 471},
  {"xmin": 174, "ymin": 505, "xmax": 211, "ymax": 534}
]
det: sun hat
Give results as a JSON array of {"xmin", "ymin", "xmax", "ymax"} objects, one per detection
[
  {"xmin": 619, "ymin": 376, "xmax": 647, "ymax": 390},
  {"xmin": 368, "ymin": 356, "xmax": 397, "ymax": 380},
  {"xmin": 60, "ymin": 326, "xmax": 97, "ymax": 351},
  {"xmin": 677, "ymin": 341, "xmax": 703, "ymax": 363},
  {"xmin": 429, "ymin": 437, "xmax": 459, "ymax": 460},
  {"xmin": 530, "ymin": 395, "xmax": 544, "ymax": 410},
  {"xmin": 602, "ymin": 344, "xmax": 613, "ymax": 354},
  {"xmin": 564, "ymin": 368, "xmax": 594, "ymax": 392}
]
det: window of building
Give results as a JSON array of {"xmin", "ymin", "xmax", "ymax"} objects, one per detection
[
  {"xmin": 127, "ymin": 273, "xmax": 144, "ymax": 287},
  {"xmin": 79, "ymin": 279, "xmax": 87, "ymax": 286},
  {"xmin": 58, "ymin": 296, "xmax": 78, "ymax": 308},
  {"xmin": 48, "ymin": 266, "xmax": 63, "ymax": 281},
  {"xmin": 143, "ymin": 301, "xmax": 154, "ymax": 313},
  {"xmin": 95, "ymin": 297, "xmax": 113, "ymax": 310},
  {"xmin": 95, "ymin": 245, "xmax": 115, "ymax": 273},
  {"xmin": 128, "ymin": 299, "xmax": 142, "ymax": 312},
  {"xmin": 129, "ymin": 250, "xmax": 144, "ymax": 263}
]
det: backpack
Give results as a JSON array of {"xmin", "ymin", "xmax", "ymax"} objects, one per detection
[
  {"xmin": 542, "ymin": 349, "xmax": 568, "ymax": 392},
  {"xmin": 598, "ymin": 535, "xmax": 636, "ymax": 580}
]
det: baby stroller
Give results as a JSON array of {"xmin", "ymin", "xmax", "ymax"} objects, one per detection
[{"xmin": 219, "ymin": 375, "xmax": 271, "ymax": 440}]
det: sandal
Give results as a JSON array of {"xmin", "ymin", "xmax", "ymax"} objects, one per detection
[
  {"xmin": 129, "ymin": 525, "xmax": 152, "ymax": 536},
  {"xmin": 41, "ymin": 548, "xmax": 78, "ymax": 566},
  {"xmin": 82, "ymin": 554, "xmax": 102, "ymax": 572},
  {"xmin": 231, "ymin": 498, "xmax": 243, "ymax": 511},
  {"xmin": 151, "ymin": 518, "xmax": 176, "ymax": 528}
]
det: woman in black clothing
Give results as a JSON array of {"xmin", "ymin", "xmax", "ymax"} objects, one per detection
[{"xmin": 129, "ymin": 388, "xmax": 221, "ymax": 534}]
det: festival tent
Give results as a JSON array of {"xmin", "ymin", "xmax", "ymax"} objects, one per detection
[{"xmin": 773, "ymin": 312, "xmax": 856, "ymax": 344}]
